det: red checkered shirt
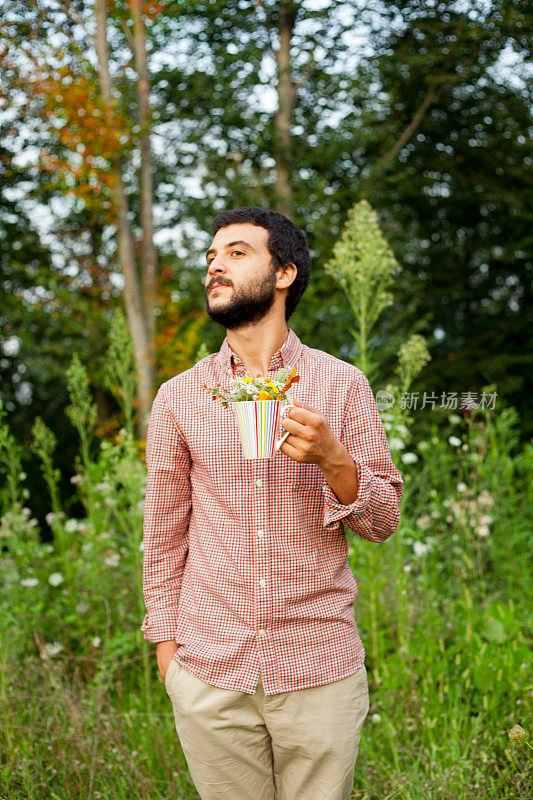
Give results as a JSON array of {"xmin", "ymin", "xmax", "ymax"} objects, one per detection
[{"xmin": 141, "ymin": 327, "xmax": 403, "ymax": 695}]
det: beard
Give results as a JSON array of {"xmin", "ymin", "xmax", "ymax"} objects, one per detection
[{"xmin": 206, "ymin": 264, "xmax": 278, "ymax": 329}]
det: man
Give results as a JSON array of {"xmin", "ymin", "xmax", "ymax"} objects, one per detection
[{"xmin": 141, "ymin": 206, "xmax": 403, "ymax": 800}]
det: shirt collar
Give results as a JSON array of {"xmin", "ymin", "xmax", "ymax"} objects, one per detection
[{"xmin": 217, "ymin": 327, "xmax": 303, "ymax": 379}]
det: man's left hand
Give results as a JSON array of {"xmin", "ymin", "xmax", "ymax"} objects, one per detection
[{"xmin": 279, "ymin": 397, "xmax": 340, "ymax": 468}]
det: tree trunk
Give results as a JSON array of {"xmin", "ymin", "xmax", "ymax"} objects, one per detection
[
  {"xmin": 273, "ymin": 0, "xmax": 297, "ymax": 218},
  {"xmin": 130, "ymin": 0, "xmax": 158, "ymax": 373},
  {"xmin": 93, "ymin": 0, "xmax": 153, "ymax": 438}
]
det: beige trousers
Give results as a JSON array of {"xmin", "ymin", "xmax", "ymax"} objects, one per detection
[{"xmin": 164, "ymin": 659, "xmax": 370, "ymax": 800}]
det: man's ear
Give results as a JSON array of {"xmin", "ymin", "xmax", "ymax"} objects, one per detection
[{"xmin": 276, "ymin": 262, "xmax": 297, "ymax": 289}]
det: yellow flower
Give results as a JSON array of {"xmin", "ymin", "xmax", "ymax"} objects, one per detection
[
  {"xmin": 242, "ymin": 377, "xmax": 252, "ymax": 383},
  {"xmin": 256, "ymin": 390, "xmax": 272, "ymax": 400}
]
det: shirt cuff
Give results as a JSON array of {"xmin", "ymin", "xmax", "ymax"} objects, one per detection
[
  {"xmin": 140, "ymin": 611, "xmax": 179, "ymax": 644},
  {"xmin": 322, "ymin": 458, "xmax": 373, "ymax": 530}
]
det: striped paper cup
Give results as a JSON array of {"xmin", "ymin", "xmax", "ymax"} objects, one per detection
[{"xmin": 230, "ymin": 400, "xmax": 295, "ymax": 459}]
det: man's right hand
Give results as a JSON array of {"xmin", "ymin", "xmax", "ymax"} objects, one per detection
[{"xmin": 156, "ymin": 640, "xmax": 179, "ymax": 683}]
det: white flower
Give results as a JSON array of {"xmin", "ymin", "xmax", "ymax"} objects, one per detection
[
  {"xmin": 389, "ymin": 438, "xmax": 405, "ymax": 450},
  {"xmin": 479, "ymin": 515, "xmax": 493, "ymax": 525},
  {"xmin": 45, "ymin": 512, "xmax": 56, "ymax": 525},
  {"xmin": 137, "ymin": 500, "xmax": 145, "ymax": 513},
  {"xmin": 478, "ymin": 490, "xmax": 494, "ymax": 507},
  {"xmin": 48, "ymin": 572, "xmax": 64, "ymax": 586},
  {"xmin": 448, "ymin": 414, "xmax": 462, "ymax": 425},
  {"xmin": 457, "ymin": 482, "xmax": 467, "ymax": 493},
  {"xmin": 95, "ymin": 481, "xmax": 111, "ymax": 492},
  {"xmin": 401, "ymin": 452, "xmax": 418, "ymax": 464},
  {"xmin": 21, "ymin": 577, "xmax": 39, "ymax": 587},
  {"xmin": 371, "ymin": 713, "xmax": 382, "ymax": 722},
  {"xmin": 139, "ymin": 541, "xmax": 144, "ymax": 551},
  {"xmin": 475, "ymin": 525, "xmax": 490, "ymax": 538},
  {"xmin": 403, "ymin": 564, "xmax": 412, "ymax": 573},
  {"xmin": 417, "ymin": 514, "xmax": 431, "ymax": 530},
  {"xmin": 91, "ymin": 636, "xmax": 101, "ymax": 648},
  {"xmin": 76, "ymin": 601, "xmax": 89, "ymax": 614},
  {"xmin": 448, "ymin": 435, "xmax": 462, "ymax": 447},
  {"xmin": 19, "ymin": 471, "xmax": 27, "ymax": 480},
  {"xmin": 417, "ymin": 440, "xmax": 430, "ymax": 452},
  {"xmin": 43, "ymin": 641, "xmax": 64, "ymax": 657},
  {"xmin": 64, "ymin": 519, "xmax": 79, "ymax": 533},
  {"xmin": 413, "ymin": 541, "xmax": 430, "ymax": 557},
  {"xmin": 104, "ymin": 553, "xmax": 120, "ymax": 567},
  {"xmin": 21, "ymin": 507, "xmax": 31, "ymax": 518}
]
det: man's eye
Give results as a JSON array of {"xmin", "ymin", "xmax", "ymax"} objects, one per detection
[{"xmin": 232, "ymin": 250, "xmax": 244, "ymax": 256}]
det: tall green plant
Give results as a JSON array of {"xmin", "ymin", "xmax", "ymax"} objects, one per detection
[
  {"xmin": 324, "ymin": 199, "xmax": 431, "ymax": 687},
  {"xmin": 104, "ymin": 308, "xmax": 137, "ymax": 438}
]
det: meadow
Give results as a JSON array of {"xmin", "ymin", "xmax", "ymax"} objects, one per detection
[{"xmin": 0, "ymin": 309, "xmax": 531, "ymax": 800}]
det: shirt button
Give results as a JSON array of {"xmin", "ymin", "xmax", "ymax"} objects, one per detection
[
  {"xmin": 257, "ymin": 529, "xmax": 265, "ymax": 537},
  {"xmin": 255, "ymin": 479, "xmax": 263, "ymax": 487},
  {"xmin": 258, "ymin": 629, "xmax": 266, "ymax": 636},
  {"xmin": 259, "ymin": 578, "xmax": 266, "ymax": 587}
]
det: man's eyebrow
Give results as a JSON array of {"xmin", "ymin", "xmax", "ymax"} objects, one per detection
[{"xmin": 206, "ymin": 240, "xmax": 256, "ymax": 259}]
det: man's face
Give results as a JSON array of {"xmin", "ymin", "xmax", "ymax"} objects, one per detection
[{"xmin": 204, "ymin": 223, "xmax": 279, "ymax": 329}]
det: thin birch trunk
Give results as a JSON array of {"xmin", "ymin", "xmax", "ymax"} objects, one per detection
[
  {"xmin": 273, "ymin": 0, "xmax": 297, "ymax": 217},
  {"xmin": 130, "ymin": 0, "xmax": 157, "ymax": 369},
  {"xmin": 94, "ymin": 0, "xmax": 153, "ymax": 438}
]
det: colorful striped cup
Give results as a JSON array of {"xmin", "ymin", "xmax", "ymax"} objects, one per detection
[{"xmin": 230, "ymin": 400, "xmax": 296, "ymax": 459}]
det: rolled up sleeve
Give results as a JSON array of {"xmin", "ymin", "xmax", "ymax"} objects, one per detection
[
  {"xmin": 140, "ymin": 383, "xmax": 192, "ymax": 643},
  {"xmin": 322, "ymin": 372, "xmax": 403, "ymax": 542}
]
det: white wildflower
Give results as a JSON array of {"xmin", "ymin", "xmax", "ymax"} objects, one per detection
[
  {"xmin": 21, "ymin": 507, "xmax": 31, "ymax": 518},
  {"xmin": 457, "ymin": 482, "xmax": 467, "ymax": 493},
  {"xmin": 95, "ymin": 481, "xmax": 111, "ymax": 492},
  {"xmin": 448, "ymin": 436, "xmax": 462, "ymax": 447},
  {"xmin": 403, "ymin": 564, "xmax": 412, "ymax": 573},
  {"xmin": 21, "ymin": 577, "xmax": 39, "ymax": 587},
  {"xmin": 104, "ymin": 552, "xmax": 120, "ymax": 567},
  {"xmin": 401, "ymin": 452, "xmax": 418, "ymax": 464},
  {"xmin": 417, "ymin": 514, "xmax": 431, "ymax": 530},
  {"xmin": 137, "ymin": 500, "xmax": 145, "ymax": 513},
  {"xmin": 48, "ymin": 572, "xmax": 64, "ymax": 586},
  {"xmin": 64, "ymin": 519, "xmax": 79, "ymax": 533},
  {"xmin": 43, "ymin": 641, "xmax": 64, "ymax": 657},
  {"xmin": 91, "ymin": 636, "xmax": 101, "ymax": 648},
  {"xmin": 139, "ymin": 541, "xmax": 144, "ymax": 551},
  {"xmin": 476, "ymin": 525, "xmax": 490, "ymax": 538},
  {"xmin": 448, "ymin": 414, "xmax": 462, "ymax": 425},
  {"xmin": 478, "ymin": 490, "xmax": 494, "ymax": 507},
  {"xmin": 19, "ymin": 471, "xmax": 27, "ymax": 480},
  {"xmin": 479, "ymin": 515, "xmax": 493, "ymax": 525},
  {"xmin": 45, "ymin": 512, "xmax": 56, "ymax": 525},
  {"xmin": 389, "ymin": 438, "xmax": 405, "ymax": 450},
  {"xmin": 371, "ymin": 713, "xmax": 382, "ymax": 723},
  {"xmin": 413, "ymin": 541, "xmax": 430, "ymax": 557}
]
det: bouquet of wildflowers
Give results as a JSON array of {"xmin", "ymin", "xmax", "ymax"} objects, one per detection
[{"xmin": 202, "ymin": 366, "xmax": 300, "ymax": 409}]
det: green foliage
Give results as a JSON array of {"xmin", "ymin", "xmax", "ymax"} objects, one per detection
[
  {"xmin": 103, "ymin": 308, "xmax": 137, "ymax": 438},
  {"xmin": 324, "ymin": 199, "xmax": 400, "ymax": 382}
]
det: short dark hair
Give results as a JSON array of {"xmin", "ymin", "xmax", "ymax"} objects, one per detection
[{"xmin": 211, "ymin": 206, "xmax": 311, "ymax": 322}]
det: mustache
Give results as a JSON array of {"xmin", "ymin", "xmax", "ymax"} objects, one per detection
[{"xmin": 208, "ymin": 280, "xmax": 231, "ymax": 291}]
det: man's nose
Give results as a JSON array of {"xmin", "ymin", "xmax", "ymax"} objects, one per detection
[{"xmin": 206, "ymin": 260, "xmax": 227, "ymax": 282}]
